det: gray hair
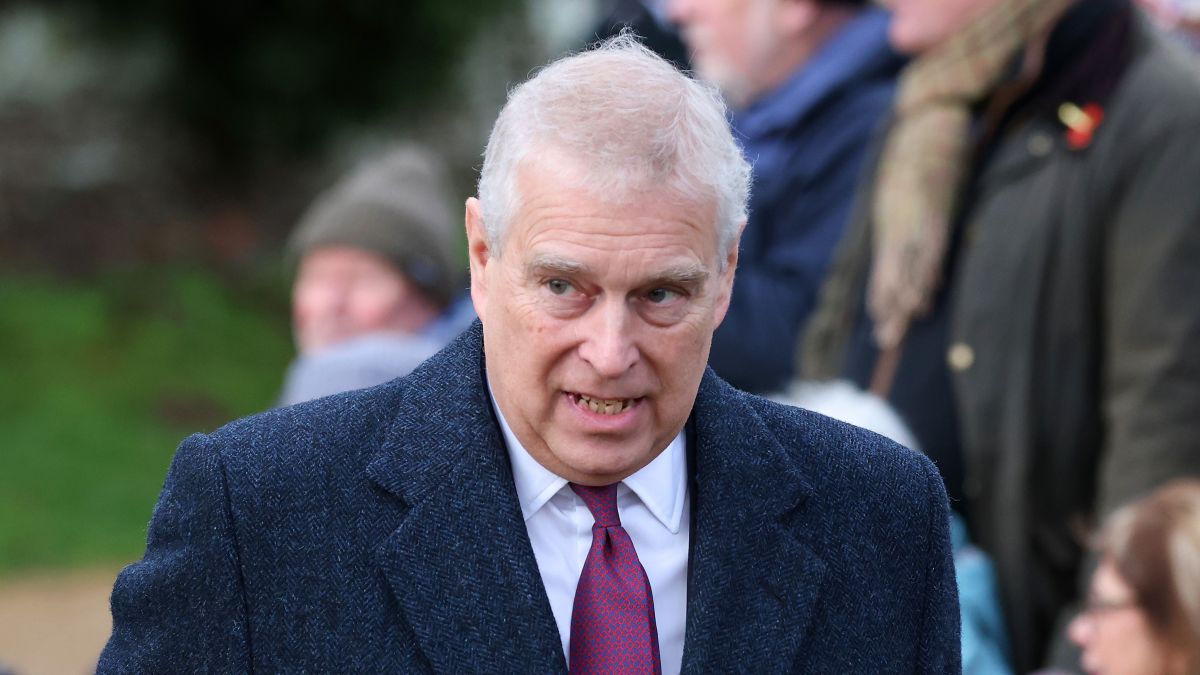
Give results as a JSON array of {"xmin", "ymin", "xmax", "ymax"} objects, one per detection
[{"xmin": 477, "ymin": 34, "xmax": 751, "ymax": 265}]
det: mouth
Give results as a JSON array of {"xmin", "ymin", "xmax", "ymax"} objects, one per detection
[{"xmin": 568, "ymin": 392, "xmax": 640, "ymax": 415}]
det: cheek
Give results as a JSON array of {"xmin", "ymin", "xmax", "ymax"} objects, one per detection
[
  {"xmin": 493, "ymin": 292, "xmax": 567, "ymax": 373},
  {"xmin": 293, "ymin": 284, "xmax": 335, "ymax": 325},
  {"xmin": 648, "ymin": 321, "xmax": 712, "ymax": 383},
  {"xmin": 347, "ymin": 281, "xmax": 407, "ymax": 325},
  {"xmin": 713, "ymin": 10, "xmax": 759, "ymax": 74},
  {"xmin": 499, "ymin": 279, "xmax": 564, "ymax": 337},
  {"xmin": 1097, "ymin": 617, "xmax": 1166, "ymax": 673}
]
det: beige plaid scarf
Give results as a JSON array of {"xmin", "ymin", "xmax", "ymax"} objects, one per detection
[{"xmin": 869, "ymin": 0, "xmax": 1078, "ymax": 353}]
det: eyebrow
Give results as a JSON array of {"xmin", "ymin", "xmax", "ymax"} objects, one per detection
[
  {"xmin": 525, "ymin": 254, "xmax": 709, "ymax": 288},
  {"xmin": 526, "ymin": 254, "xmax": 589, "ymax": 278},
  {"xmin": 652, "ymin": 263, "xmax": 709, "ymax": 288}
]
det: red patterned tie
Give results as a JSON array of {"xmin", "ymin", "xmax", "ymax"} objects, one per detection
[{"xmin": 568, "ymin": 482, "xmax": 662, "ymax": 675}]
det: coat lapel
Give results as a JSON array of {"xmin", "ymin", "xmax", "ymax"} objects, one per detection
[
  {"xmin": 367, "ymin": 324, "xmax": 566, "ymax": 673},
  {"xmin": 366, "ymin": 326, "xmax": 829, "ymax": 671},
  {"xmin": 681, "ymin": 372, "xmax": 829, "ymax": 673}
]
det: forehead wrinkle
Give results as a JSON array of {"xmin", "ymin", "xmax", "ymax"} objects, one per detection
[
  {"xmin": 527, "ymin": 247, "xmax": 711, "ymax": 294},
  {"xmin": 524, "ymin": 214, "xmax": 718, "ymax": 255}
]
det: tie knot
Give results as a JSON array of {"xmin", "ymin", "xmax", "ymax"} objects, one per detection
[{"xmin": 570, "ymin": 483, "xmax": 621, "ymax": 528}]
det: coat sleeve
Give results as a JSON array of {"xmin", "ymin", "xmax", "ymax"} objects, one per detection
[
  {"xmin": 97, "ymin": 433, "xmax": 252, "ymax": 674},
  {"xmin": 1099, "ymin": 121, "xmax": 1200, "ymax": 516},
  {"xmin": 917, "ymin": 456, "xmax": 962, "ymax": 674}
]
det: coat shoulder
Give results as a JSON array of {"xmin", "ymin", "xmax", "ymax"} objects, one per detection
[
  {"xmin": 213, "ymin": 378, "xmax": 406, "ymax": 462},
  {"xmin": 745, "ymin": 393, "xmax": 944, "ymax": 515},
  {"xmin": 726, "ymin": 390, "xmax": 959, "ymax": 670},
  {"xmin": 194, "ymin": 326, "xmax": 487, "ymax": 501}
]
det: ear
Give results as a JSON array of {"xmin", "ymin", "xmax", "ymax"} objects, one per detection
[
  {"xmin": 713, "ymin": 220, "xmax": 745, "ymax": 328},
  {"xmin": 776, "ymin": 0, "xmax": 820, "ymax": 36},
  {"xmin": 465, "ymin": 197, "xmax": 492, "ymax": 319}
]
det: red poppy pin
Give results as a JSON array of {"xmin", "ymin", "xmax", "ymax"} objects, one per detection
[{"xmin": 1058, "ymin": 102, "xmax": 1105, "ymax": 150}]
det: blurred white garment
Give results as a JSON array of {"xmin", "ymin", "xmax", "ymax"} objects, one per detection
[
  {"xmin": 278, "ymin": 332, "xmax": 442, "ymax": 406},
  {"xmin": 773, "ymin": 379, "xmax": 919, "ymax": 450}
]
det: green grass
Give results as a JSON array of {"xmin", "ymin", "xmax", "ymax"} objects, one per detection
[{"xmin": 0, "ymin": 266, "xmax": 293, "ymax": 576}]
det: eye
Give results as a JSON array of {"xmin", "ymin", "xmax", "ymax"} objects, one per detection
[
  {"xmin": 646, "ymin": 287, "xmax": 681, "ymax": 304},
  {"xmin": 546, "ymin": 279, "xmax": 574, "ymax": 296}
]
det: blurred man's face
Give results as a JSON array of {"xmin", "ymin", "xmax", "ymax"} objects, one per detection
[
  {"xmin": 292, "ymin": 246, "xmax": 437, "ymax": 354},
  {"xmin": 467, "ymin": 158, "xmax": 738, "ymax": 485},
  {"xmin": 667, "ymin": 0, "xmax": 788, "ymax": 108},
  {"xmin": 887, "ymin": 0, "xmax": 1003, "ymax": 54}
]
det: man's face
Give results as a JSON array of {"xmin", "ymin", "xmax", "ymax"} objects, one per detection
[
  {"xmin": 467, "ymin": 160, "xmax": 738, "ymax": 486},
  {"xmin": 667, "ymin": 0, "xmax": 788, "ymax": 109},
  {"xmin": 886, "ymin": 0, "xmax": 1003, "ymax": 54},
  {"xmin": 292, "ymin": 246, "xmax": 436, "ymax": 354}
]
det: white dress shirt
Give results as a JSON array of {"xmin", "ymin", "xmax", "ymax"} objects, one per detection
[{"xmin": 490, "ymin": 394, "xmax": 690, "ymax": 675}]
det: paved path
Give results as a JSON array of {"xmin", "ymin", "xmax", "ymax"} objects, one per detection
[{"xmin": 0, "ymin": 568, "xmax": 119, "ymax": 675}]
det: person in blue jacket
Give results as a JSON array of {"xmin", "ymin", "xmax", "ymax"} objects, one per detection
[{"xmin": 668, "ymin": 0, "xmax": 903, "ymax": 393}]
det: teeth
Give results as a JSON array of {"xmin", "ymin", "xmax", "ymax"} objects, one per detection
[{"xmin": 577, "ymin": 394, "xmax": 633, "ymax": 415}]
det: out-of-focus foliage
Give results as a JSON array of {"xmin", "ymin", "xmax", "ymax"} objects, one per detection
[
  {"xmin": 0, "ymin": 1, "xmax": 548, "ymax": 576},
  {"xmin": 0, "ymin": 268, "xmax": 292, "ymax": 573},
  {"xmin": 60, "ymin": 0, "xmax": 524, "ymax": 167}
]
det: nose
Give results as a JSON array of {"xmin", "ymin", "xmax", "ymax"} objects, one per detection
[
  {"xmin": 1067, "ymin": 611, "xmax": 1092, "ymax": 649},
  {"xmin": 577, "ymin": 298, "xmax": 639, "ymax": 379}
]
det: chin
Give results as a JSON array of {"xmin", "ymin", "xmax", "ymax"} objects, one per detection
[
  {"xmin": 562, "ymin": 446, "xmax": 644, "ymax": 482},
  {"xmin": 887, "ymin": 21, "xmax": 928, "ymax": 55}
]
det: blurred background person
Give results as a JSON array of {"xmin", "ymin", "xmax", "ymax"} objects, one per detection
[
  {"xmin": 280, "ymin": 145, "xmax": 473, "ymax": 406},
  {"xmin": 667, "ymin": 0, "xmax": 903, "ymax": 393},
  {"xmin": 802, "ymin": 0, "xmax": 1200, "ymax": 669},
  {"xmin": 1067, "ymin": 479, "xmax": 1200, "ymax": 675}
]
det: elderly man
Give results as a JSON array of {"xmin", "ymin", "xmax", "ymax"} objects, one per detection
[
  {"xmin": 280, "ymin": 145, "xmax": 475, "ymax": 406},
  {"xmin": 803, "ymin": 0, "xmax": 1200, "ymax": 668},
  {"xmin": 668, "ymin": 0, "xmax": 903, "ymax": 393},
  {"xmin": 100, "ymin": 37, "xmax": 957, "ymax": 673}
]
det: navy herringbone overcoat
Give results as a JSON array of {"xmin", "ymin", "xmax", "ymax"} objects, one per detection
[{"xmin": 100, "ymin": 323, "xmax": 960, "ymax": 673}]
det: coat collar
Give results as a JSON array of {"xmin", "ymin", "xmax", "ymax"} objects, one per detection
[
  {"xmin": 367, "ymin": 322, "xmax": 566, "ymax": 673},
  {"xmin": 367, "ymin": 323, "xmax": 828, "ymax": 672},
  {"xmin": 971, "ymin": 0, "xmax": 1132, "ymax": 191}
]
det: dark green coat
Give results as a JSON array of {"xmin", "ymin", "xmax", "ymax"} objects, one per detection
[{"xmin": 804, "ymin": 8, "xmax": 1200, "ymax": 670}]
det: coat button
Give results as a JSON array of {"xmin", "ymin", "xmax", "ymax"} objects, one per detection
[
  {"xmin": 1028, "ymin": 132, "xmax": 1054, "ymax": 157},
  {"xmin": 947, "ymin": 342, "xmax": 975, "ymax": 372}
]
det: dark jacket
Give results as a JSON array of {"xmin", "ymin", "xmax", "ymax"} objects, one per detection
[
  {"xmin": 804, "ymin": 4, "xmax": 1200, "ymax": 670},
  {"xmin": 708, "ymin": 8, "xmax": 903, "ymax": 393},
  {"xmin": 100, "ymin": 323, "xmax": 959, "ymax": 673}
]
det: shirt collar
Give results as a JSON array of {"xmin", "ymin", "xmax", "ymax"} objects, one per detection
[{"xmin": 487, "ymin": 381, "xmax": 688, "ymax": 534}]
